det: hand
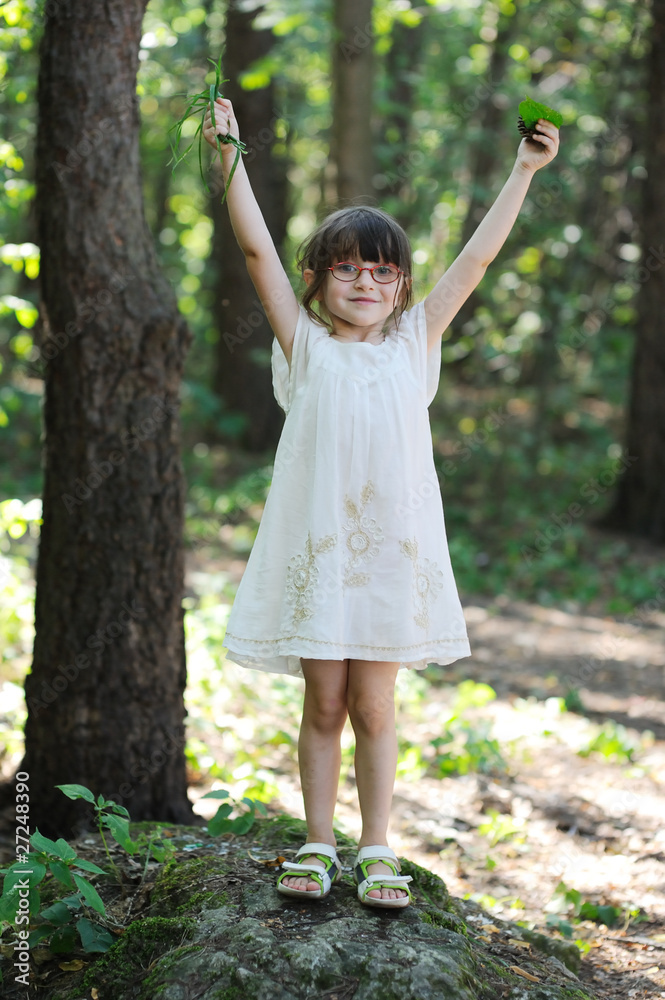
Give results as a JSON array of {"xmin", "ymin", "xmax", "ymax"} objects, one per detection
[
  {"xmin": 202, "ymin": 96, "xmax": 240, "ymax": 153},
  {"xmin": 515, "ymin": 119, "xmax": 560, "ymax": 173}
]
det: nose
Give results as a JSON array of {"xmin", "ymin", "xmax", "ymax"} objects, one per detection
[{"xmin": 354, "ymin": 267, "xmax": 374, "ymax": 286}]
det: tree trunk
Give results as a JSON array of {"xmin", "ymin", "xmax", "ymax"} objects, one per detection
[
  {"xmin": 331, "ymin": 0, "xmax": 375, "ymax": 205},
  {"xmin": 21, "ymin": 0, "xmax": 193, "ymax": 838},
  {"xmin": 377, "ymin": 17, "xmax": 426, "ymax": 228},
  {"xmin": 448, "ymin": 13, "xmax": 515, "ymax": 343},
  {"xmin": 600, "ymin": 0, "xmax": 665, "ymax": 541},
  {"xmin": 211, "ymin": 0, "xmax": 287, "ymax": 452}
]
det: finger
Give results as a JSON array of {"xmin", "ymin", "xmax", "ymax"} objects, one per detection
[{"xmin": 535, "ymin": 120, "xmax": 560, "ymax": 139}]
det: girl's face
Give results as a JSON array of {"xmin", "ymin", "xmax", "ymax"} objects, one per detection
[{"xmin": 304, "ymin": 255, "xmax": 409, "ymax": 335}]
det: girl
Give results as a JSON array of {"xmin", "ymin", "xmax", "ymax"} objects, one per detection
[{"xmin": 202, "ymin": 99, "xmax": 559, "ymax": 908}]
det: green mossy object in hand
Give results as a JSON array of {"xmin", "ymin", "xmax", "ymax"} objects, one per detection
[{"xmin": 517, "ymin": 96, "xmax": 563, "ymax": 139}]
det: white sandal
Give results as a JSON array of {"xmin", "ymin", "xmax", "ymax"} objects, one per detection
[
  {"xmin": 276, "ymin": 842, "xmax": 342, "ymax": 900},
  {"xmin": 354, "ymin": 845, "xmax": 413, "ymax": 909}
]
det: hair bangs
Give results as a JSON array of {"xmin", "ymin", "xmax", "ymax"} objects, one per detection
[{"xmin": 331, "ymin": 212, "xmax": 407, "ymax": 270}]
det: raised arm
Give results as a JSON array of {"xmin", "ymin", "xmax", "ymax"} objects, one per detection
[
  {"xmin": 202, "ymin": 98, "xmax": 299, "ymax": 364},
  {"xmin": 424, "ymin": 120, "xmax": 560, "ymax": 349}
]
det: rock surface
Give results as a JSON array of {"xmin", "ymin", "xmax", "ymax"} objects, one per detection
[{"xmin": 49, "ymin": 817, "xmax": 597, "ymax": 1000}]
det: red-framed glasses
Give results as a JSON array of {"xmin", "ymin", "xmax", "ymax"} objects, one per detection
[{"xmin": 322, "ymin": 262, "xmax": 405, "ymax": 284}]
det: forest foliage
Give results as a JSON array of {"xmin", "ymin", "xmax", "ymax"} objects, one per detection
[{"xmin": 0, "ymin": 0, "xmax": 660, "ymax": 672}]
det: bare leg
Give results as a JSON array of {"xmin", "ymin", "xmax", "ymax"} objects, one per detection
[
  {"xmin": 281, "ymin": 658, "xmax": 349, "ymax": 892},
  {"xmin": 347, "ymin": 660, "xmax": 406, "ymax": 901}
]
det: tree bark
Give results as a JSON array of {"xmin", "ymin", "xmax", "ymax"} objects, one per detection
[
  {"xmin": 211, "ymin": 0, "xmax": 287, "ymax": 452},
  {"xmin": 331, "ymin": 0, "xmax": 375, "ymax": 205},
  {"xmin": 600, "ymin": 0, "xmax": 665, "ymax": 541},
  {"xmin": 377, "ymin": 18, "xmax": 426, "ymax": 228},
  {"xmin": 447, "ymin": 12, "xmax": 515, "ymax": 346},
  {"xmin": 21, "ymin": 0, "xmax": 193, "ymax": 838}
]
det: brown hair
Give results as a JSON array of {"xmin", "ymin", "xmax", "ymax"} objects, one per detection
[{"xmin": 296, "ymin": 206, "xmax": 413, "ymax": 329}]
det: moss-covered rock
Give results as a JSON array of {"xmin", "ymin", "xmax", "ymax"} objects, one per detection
[
  {"xmin": 150, "ymin": 855, "xmax": 230, "ymax": 916},
  {"xmin": 39, "ymin": 816, "xmax": 596, "ymax": 1000},
  {"xmin": 399, "ymin": 857, "xmax": 453, "ymax": 910},
  {"xmin": 81, "ymin": 915, "xmax": 198, "ymax": 998},
  {"xmin": 520, "ymin": 927, "xmax": 582, "ymax": 974}
]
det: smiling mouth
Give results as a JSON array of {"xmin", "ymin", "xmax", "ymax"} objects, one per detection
[{"xmin": 351, "ymin": 297, "xmax": 378, "ymax": 303}]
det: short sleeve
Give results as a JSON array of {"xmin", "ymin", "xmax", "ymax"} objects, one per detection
[
  {"xmin": 396, "ymin": 300, "xmax": 442, "ymax": 406},
  {"xmin": 271, "ymin": 306, "xmax": 322, "ymax": 413}
]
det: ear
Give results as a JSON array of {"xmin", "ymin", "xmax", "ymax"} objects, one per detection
[{"xmin": 303, "ymin": 268, "xmax": 324, "ymax": 301}]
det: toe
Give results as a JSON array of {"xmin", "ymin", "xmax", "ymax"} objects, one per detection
[{"xmin": 281, "ymin": 852, "xmax": 329, "ymax": 893}]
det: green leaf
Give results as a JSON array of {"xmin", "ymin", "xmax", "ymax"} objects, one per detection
[
  {"xmin": 49, "ymin": 923, "xmax": 78, "ymax": 953},
  {"xmin": 3, "ymin": 858, "xmax": 47, "ymax": 890},
  {"xmin": 73, "ymin": 858, "xmax": 108, "ymax": 876},
  {"xmin": 518, "ymin": 96, "xmax": 563, "ymax": 130},
  {"xmin": 39, "ymin": 900, "xmax": 74, "ymax": 926},
  {"xmin": 30, "ymin": 829, "xmax": 60, "ymax": 855},
  {"xmin": 545, "ymin": 915, "xmax": 574, "ymax": 938},
  {"xmin": 229, "ymin": 812, "xmax": 254, "ymax": 835},
  {"xmin": 102, "ymin": 813, "xmax": 138, "ymax": 854},
  {"xmin": 76, "ymin": 916, "xmax": 115, "ymax": 953},
  {"xmin": 6, "ymin": 884, "xmax": 41, "ymax": 922},
  {"xmin": 72, "ymin": 874, "xmax": 106, "ymax": 916},
  {"xmin": 0, "ymin": 891, "xmax": 20, "ymax": 923},
  {"xmin": 108, "ymin": 803, "xmax": 130, "ymax": 818},
  {"xmin": 207, "ymin": 804, "xmax": 234, "ymax": 837},
  {"xmin": 596, "ymin": 905, "xmax": 621, "ymax": 926},
  {"xmin": 200, "ymin": 790, "xmax": 230, "ymax": 801},
  {"xmin": 53, "ymin": 838, "xmax": 77, "ymax": 861},
  {"xmin": 28, "ymin": 924, "xmax": 56, "ymax": 946},
  {"xmin": 148, "ymin": 843, "xmax": 171, "ymax": 863},
  {"xmin": 48, "ymin": 860, "xmax": 75, "ymax": 889},
  {"xmin": 61, "ymin": 894, "xmax": 83, "ymax": 910},
  {"xmin": 206, "ymin": 816, "xmax": 232, "ymax": 836},
  {"xmin": 56, "ymin": 783, "xmax": 96, "ymax": 803}
]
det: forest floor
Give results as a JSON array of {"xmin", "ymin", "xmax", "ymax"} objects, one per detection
[{"xmin": 184, "ymin": 542, "xmax": 665, "ymax": 1000}]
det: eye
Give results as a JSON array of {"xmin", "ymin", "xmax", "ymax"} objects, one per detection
[
  {"xmin": 374, "ymin": 266, "xmax": 396, "ymax": 277},
  {"xmin": 335, "ymin": 262, "xmax": 358, "ymax": 274}
]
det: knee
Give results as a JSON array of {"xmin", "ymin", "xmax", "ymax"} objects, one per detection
[
  {"xmin": 305, "ymin": 695, "xmax": 348, "ymax": 735},
  {"xmin": 348, "ymin": 692, "xmax": 395, "ymax": 737}
]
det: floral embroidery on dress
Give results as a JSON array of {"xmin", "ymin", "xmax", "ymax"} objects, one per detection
[
  {"xmin": 285, "ymin": 532, "xmax": 337, "ymax": 623},
  {"xmin": 342, "ymin": 481, "xmax": 384, "ymax": 587},
  {"xmin": 399, "ymin": 537, "xmax": 444, "ymax": 629}
]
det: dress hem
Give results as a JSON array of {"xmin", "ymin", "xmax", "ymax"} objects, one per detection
[{"xmin": 223, "ymin": 638, "xmax": 472, "ymax": 677}]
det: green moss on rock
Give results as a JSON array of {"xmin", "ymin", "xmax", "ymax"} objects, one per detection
[
  {"xmin": 400, "ymin": 857, "xmax": 453, "ymax": 910},
  {"xmin": 521, "ymin": 927, "xmax": 582, "ymax": 973},
  {"xmin": 250, "ymin": 814, "xmax": 356, "ymax": 854},
  {"xmin": 150, "ymin": 855, "xmax": 230, "ymax": 916},
  {"xmin": 420, "ymin": 906, "xmax": 468, "ymax": 935},
  {"xmin": 81, "ymin": 916, "xmax": 197, "ymax": 996}
]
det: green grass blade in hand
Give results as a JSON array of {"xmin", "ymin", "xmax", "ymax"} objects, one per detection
[{"xmin": 169, "ymin": 53, "xmax": 248, "ymax": 203}]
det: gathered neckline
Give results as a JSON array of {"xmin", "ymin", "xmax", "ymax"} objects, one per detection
[{"xmin": 328, "ymin": 332, "xmax": 394, "ymax": 348}]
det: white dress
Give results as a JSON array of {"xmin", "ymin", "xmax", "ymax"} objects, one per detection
[{"xmin": 222, "ymin": 300, "xmax": 471, "ymax": 676}]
